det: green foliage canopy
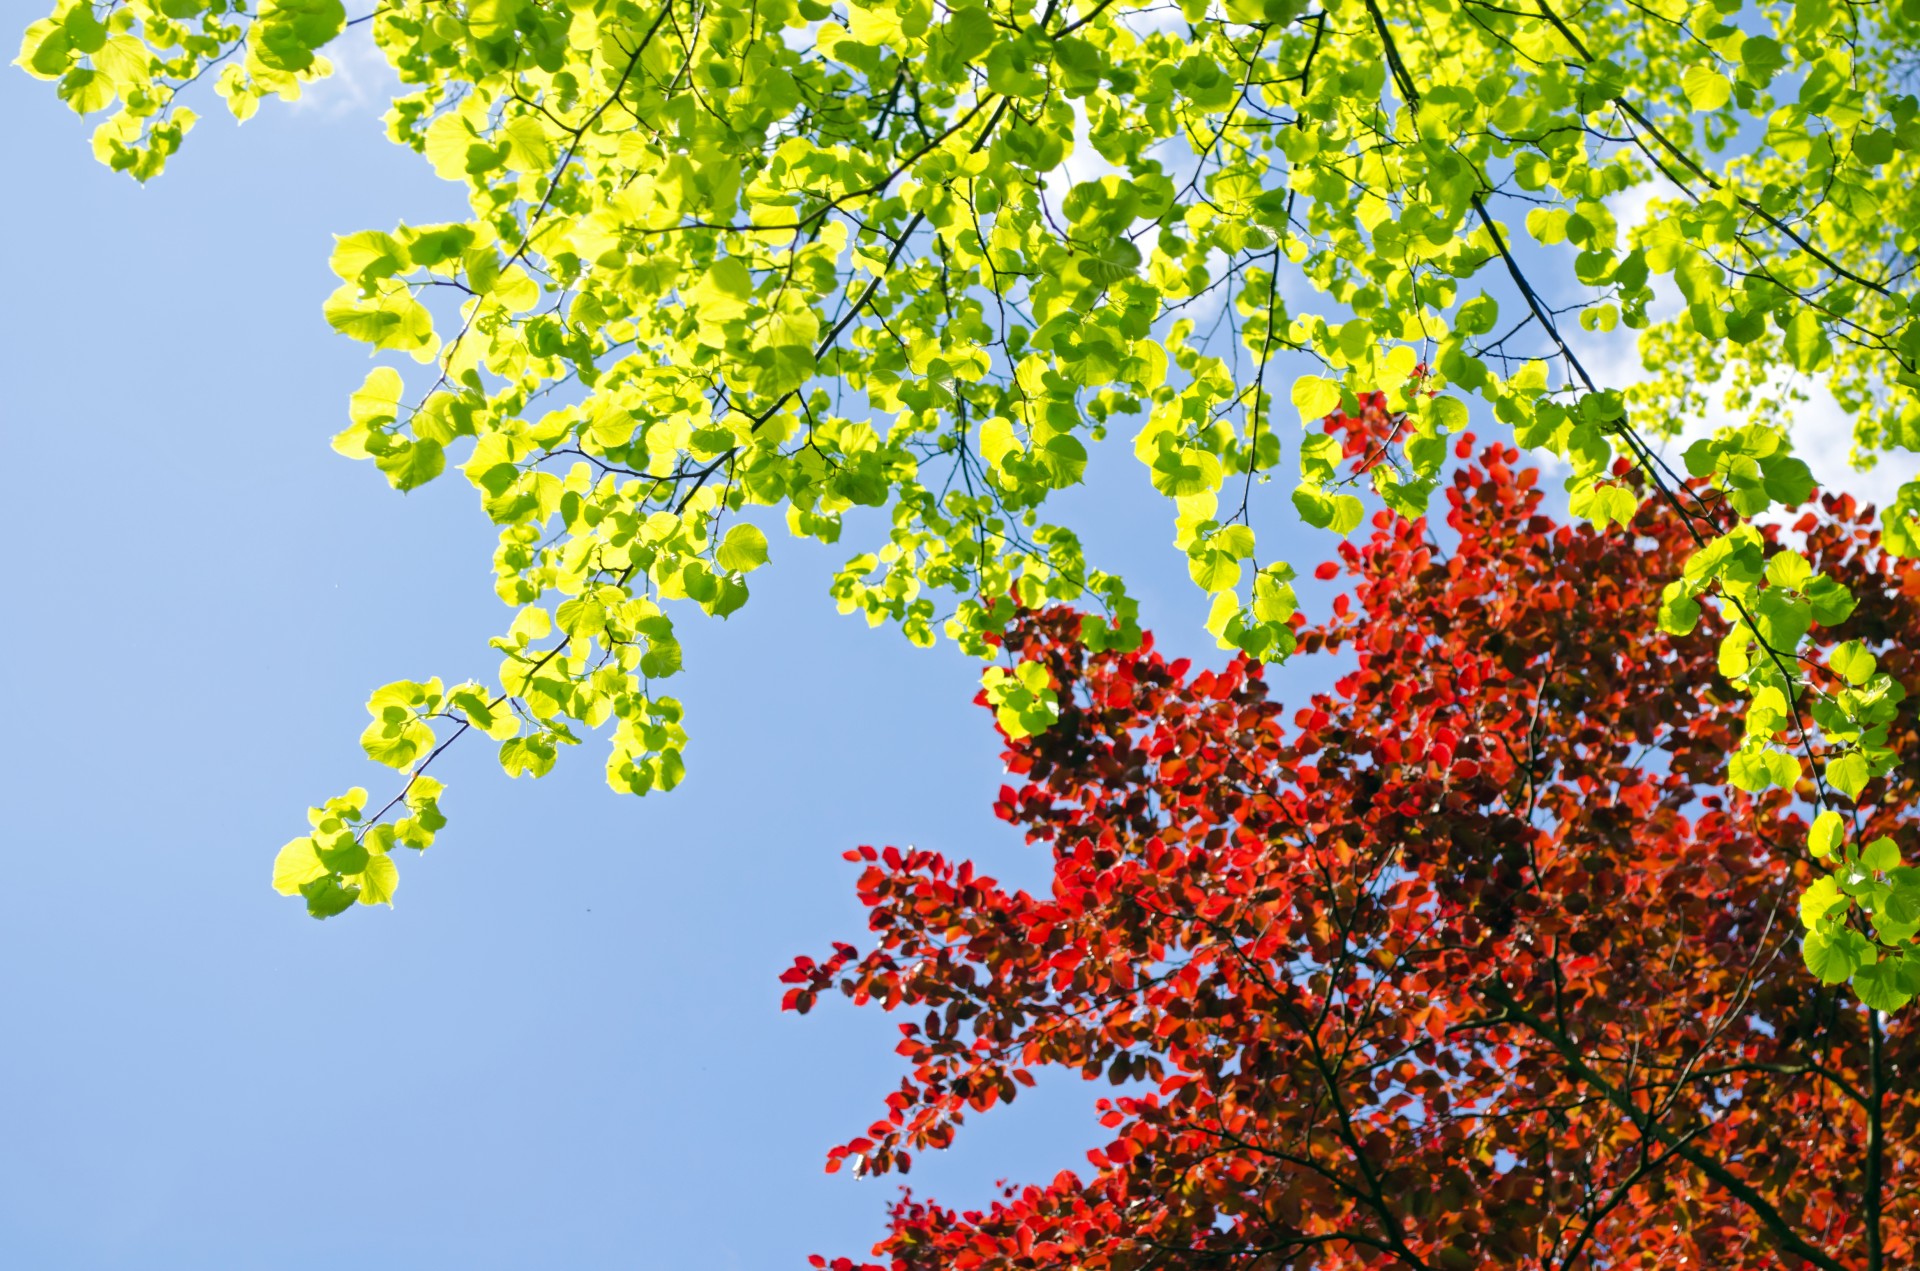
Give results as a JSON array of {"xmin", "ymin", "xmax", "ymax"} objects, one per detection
[{"xmin": 20, "ymin": 0, "xmax": 1920, "ymax": 1006}]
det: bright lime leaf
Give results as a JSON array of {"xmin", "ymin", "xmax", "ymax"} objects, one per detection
[
  {"xmin": 1831, "ymin": 640, "xmax": 1877, "ymax": 685},
  {"xmin": 1682, "ymin": 65, "xmax": 1731, "ymax": 111},
  {"xmin": 1803, "ymin": 926, "xmax": 1872, "ymax": 985},
  {"xmin": 1863, "ymin": 837, "xmax": 1901, "ymax": 871},
  {"xmin": 1799, "ymin": 875, "xmax": 1847, "ymax": 928},
  {"xmin": 1809, "ymin": 810, "xmax": 1845, "ymax": 860},
  {"xmin": 271, "ymin": 838, "xmax": 327, "ymax": 896},
  {"xmin": 716, "ymin": 523, "xmax": 770, "ymax": 573},
  {"xmin": 1291, "ymin": 375, "xmax": 1342, "ymax": 421},
  {"xmin": 1829, "ymin": 752, "xmax": 1871, "ymax": 799}
]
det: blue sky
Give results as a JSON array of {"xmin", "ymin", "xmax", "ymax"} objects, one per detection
[
  {"xmin": 10, "ymin": 23, "xmax": 1911, "ymax": 1269},
  {"xmin": 0, "ymin": 40, "xmax": 1355, "ymax": 1269}
]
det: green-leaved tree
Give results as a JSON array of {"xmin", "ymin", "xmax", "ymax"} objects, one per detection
[{"xmin": 19, "ymin": 0, "xmax": 1920, "ymax": 1007}]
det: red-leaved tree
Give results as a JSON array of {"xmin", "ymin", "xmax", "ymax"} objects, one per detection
[{"xmin": 785, "ymin": 416, "xmax": 1920, "ymax": 1269}]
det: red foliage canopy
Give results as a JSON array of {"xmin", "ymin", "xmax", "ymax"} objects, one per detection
[{"xmin": 785, "ymin": 428, "xmax": 1920, "ymax": 1269}]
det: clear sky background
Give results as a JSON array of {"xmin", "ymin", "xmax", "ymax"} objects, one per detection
[
  {"xmin": 0, "ymin": 34, "xmax": 1342, "ymax": 1270},
  {"xmin": 5, "ymin": 28, "xmax": 1913, "ymax": 1271}
]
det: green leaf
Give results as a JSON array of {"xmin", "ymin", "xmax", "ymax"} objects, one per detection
[
  {"xmin": 1761, "ymin": 454, "xmax": 1815, "ymax": 508},
  {"xmin": 1799, "ymin": 875, "xmax": 1847, "ymax": 928},
  {"xmin": 1883, "ymin": 494, "xmax": 1920, "ymax": 560},
  {"xmin": 1806, "ymin": 575, "xmax": 1858, "ymax": 626},
  {"xmin": 1831, "ymin": 640, "xmax": 1876, "ymax": 686},
  {"xmin": 1764, "ymin": 550, "xmax": 1811, "ymax": 591},
  {"xmin": 1855, "ymin": 959, "xmax": 1913, "ymax": 1011},
  {"xmin": 687, "ymin": 257, "xmax": 753, "ymax": 324},
  {"xmin": 468, "ymin": 0, "xmax": 525, "ymax": 40},
  {"xmin": 982, "ymin": 663, "xmax": 1060, "ymax": 739},
  {"xmin": 1730, "ymin": 745, "xmax": 1796, "ymax": 791},
  {"xmin": 1737, "ymin": 35, "xmax": 1787, "ymax": 86},
  {"xmin": 1291, "ymin": 375, "xmax": 1342, "ymax": 421},
  {"xmin": 300, "ymin": 875, "xmax": 360, "ymax": 919},
  {"xmin": 1151, "ymin": 446, "xmax": 1221, "ymax": 497},
  {"xmin": 1074, "ymin": 237, "xmax": 1143, "ymax": 288},
  {"xmin": 1298, "ymin": 432, "xmax": 1343, "ymax": 480},
  {"xmin": 1015, "ymin": 661, "xmax": 1049, "ymax": 694},
  {"xmin": 315, "ymin": 836, "xmax": 369, "ymax": 876},
  {"xmin": 979, "ymin": 417, "xmax": 1019, "ymax": 470},
  {"xmin": 354, "ymin": 853, "xmax": 399, "ymax": 907},
  {"xmin": 1569, "ymin": 482, "xmax": 1637, "ymax": 531},
  {"xmin": 1809, "ymin": 810, "xmax": 1845, "ymax": 860},
  {"xmin": 1855, "ymin": 127, "xmax": 1897, "ymax": 167},
  {"xmin": 253, "ymin": 0, "xmax": 345, "ymax": 72},
  {"xmin": 1037, "ymin": 434, "xmax": 1089, "ymax": 487},
  {"xmin": 1251, "ymin": 564, "xmax": 1297, "ymax": 623},
  {"xmin": 17, "ymin": 19, "xmax": 72, "ymax": 82},
  {"xmin": 331, "ymin": 230, "xmax": 411, "ymax": 286},
  {"xmin": 500, "ymin": 734, "xmax": 558, "ymax": 778},
  {"xmin": 1882, "ymin": 882, "xmax": 1920, "ymax": 927},
  {"xmin": 57, "ymin": 67, "xmax": 112, "ymax": 114},
  {"xmin": 716, "ymin": 523, "xmax": 770, "ymax": 573},
  {"xmin": 360, "ymin": 710, "xmax": 434, "ymax": 769},
  {"xmin": 1718, "ymin": 628, "xmax": 1751, "ymax": 680},
  {"xmin": 940, "ymin": 3, "xmax": 996, "ymax": 59},
  {"xmin": 272, "ymin": 838, "xmax": 328, "ymax": 896},
  {"xmin": 1803, "ymin": 926, "xmax": 1872, "ymax": 985},
  {"xmin": 375, "ymin": 438, "xmax": 445, "ymax": 491},
  {"xmin": 1429, "ymin": 396, "xmax": 1468, "ymax": 434},
  {"xmin": 1188, "ymin": 549, "xmax": 1241, "ymax": 592},
  {"xmin": 1682, "ymin": 65, "xmax": 1731, "ymax": 111},
  {"xmin": 639, "ymin": 637, "xmax": 683, "ymax": 680},
  {"xmin": 1829, "ymin": 752, "xmax": 1871, "ymax": 799},
  {"xmin": 1210, "ymin": 525, "xmax": 1255, "ymax": 558},
  {"xmin": 346, "ymin": 366, "xmax": 405, "ymax": 433},
  {"xmin": 404, "ymin": 223, "xmax": 476, "ymax": 268},
  {"xmin": 1753, "ymin": 590, "xmax": 1810, "ymax": 656},
  {"xmin": 555, "ymin": 596, "xmax": 606, "ymax": 641},
  {"xmin": 1299, "ymin": 488, "xmax": 1365, "ymax": 535},
  {"xmin": 1656, "ymin": 579, "xmax": 1701, "ymax": 636},
  {"xmin": 1782, "ymin": 310, "xmax": 1831, "ymax": 372},
  {"xmin": 323, "ymin": 283, "xmax": 438, "ymax": 360},
  {"xmin": 1863, "ymin": 836, "xmax": 1901, "ymax": 871},
  {"xmin": 1454, "ymin": 295, "xmax": 1498, "ymax": 337}
]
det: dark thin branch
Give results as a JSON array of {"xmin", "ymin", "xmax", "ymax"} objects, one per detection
[{"xmin": 1484, "ymin": 979, "xmax": 1849, "ymax": 1271}]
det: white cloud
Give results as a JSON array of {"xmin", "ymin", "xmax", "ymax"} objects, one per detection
[
  {"xmin": 1578, "ymin": 182, "xmax": 1919, "ymax": 512},
  {"xmin": 293, "ymin": 22, "xmax": 395, "ymax": 119}
]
